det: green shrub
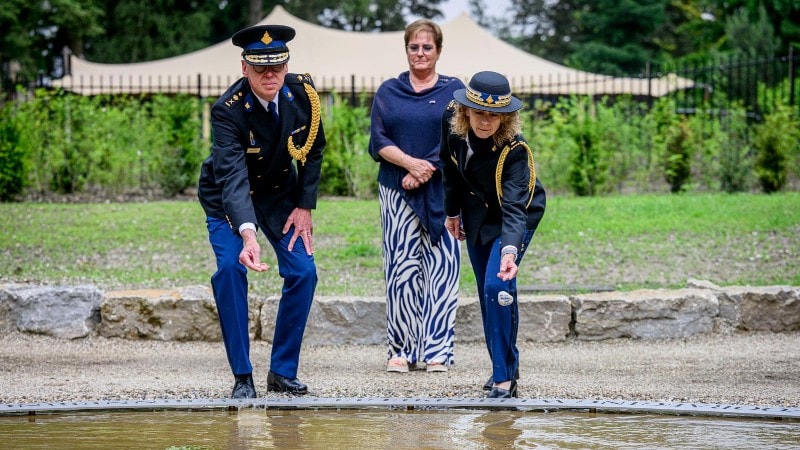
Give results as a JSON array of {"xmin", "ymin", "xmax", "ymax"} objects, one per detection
[
  {"xmin": 533, "ymin": 96, "xmax": 653, "ymax": 196},
  {"xmin": 559, "ymin": 97, "xmax": 606, "ymax": 196},
  {"xmin": 524, "ymin": 100, "xmax": 574, "ymax": 193},
  {"xmin": 320, "ymin": 92, "xmax": 377, "ymax": 199},
  {"xmin": 7, "ymin": 90, "xmax": 207, "ymax": 198},
  {"xmin": 753, "ymin": 105, "xmax": 797, "ymax": 193},
  {"xmin": 0, "ymin": 101, "xmax": 26, "ymax": 201},
  {"xmin": 567, "ymin": 114, "xmax": 602, "ymax": 196},
  {"xmin": 2, "ymin": 86, "xmax": 798, "ymax": 202},
  {"xmin": 717, "ymin": 106, "xmax": 753, "ymax": 193},
  {"xmin": 593, "ymin": 97, "xmax": 651, "ymax": 193},
  {"xmin": 664, "ymin": 117, "xmax": 692, "ymax": 193},
  {"xmin": 149, "ymin": 95, "xmax": 206, "ymax": 197}
]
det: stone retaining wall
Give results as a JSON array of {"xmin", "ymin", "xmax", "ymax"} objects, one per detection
[{"xmin": 1, "ymin": 281, "xmax": 798, "ymax": 342}]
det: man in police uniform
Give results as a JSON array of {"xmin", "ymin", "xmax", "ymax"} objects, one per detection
[{"xmin": 198, "ymin": 24, "xmax": 325, "ymax": 398}]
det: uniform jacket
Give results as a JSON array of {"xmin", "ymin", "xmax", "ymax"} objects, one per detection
[
  {"xmin": 198, "ymin": 73, "xmax": 325, "ymax": 239},
  {"xmin": 440, "ymin": 106, "xmax": 546, "ymax": 251}
]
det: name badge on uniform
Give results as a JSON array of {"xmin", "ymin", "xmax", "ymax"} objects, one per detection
[{"xmin": 246, "ymin": 147, "xmax": 260, "ymax": 154}]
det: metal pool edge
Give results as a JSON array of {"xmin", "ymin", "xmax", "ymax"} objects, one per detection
[{"xmin": 2, "ymin": 397, "xmax": 798, "ymax": 421}]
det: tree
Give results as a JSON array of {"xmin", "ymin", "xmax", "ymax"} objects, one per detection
[
  {"xmin": 280, "ymin": 0, "xmax": 445, "ymax": 31},
  {"xmin": 0, "ymin": 0, "xmax": 103, "ymax": 81},
  {"xmin": 85, "ymin": 0, "xmax": 215, "ymax": 64},
  {"xmin": 723, "ymin": 4, "xmax": 780, "ymax": 60},
  {"xmin": 500, "ymin": 0, "xmax": 581, "ymax": 66},
  {"xmin": 649, "ymin": 0, "xmax": 726, "ymax": 64},
  {"xmin": 719, "ymin": 0, "xmax": 797, "ymax": 44},
  {"xmin": 501, "ymin": 0, "xmax": 670, "ymax": 74},
  {"xmin": 496, "ymin": 0, "xmax": 797, "ymax": 75},
  {"xmin": 566, "ymin": 0, "xmax": 667, "ymax": 76}
]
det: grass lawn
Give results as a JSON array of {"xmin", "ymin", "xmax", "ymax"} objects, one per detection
[{"xmin": 1, "ymin": 192, "xmax": 798, "ymax": 297}]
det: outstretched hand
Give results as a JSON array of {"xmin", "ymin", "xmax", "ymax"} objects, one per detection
[
  {"xmin": 239, "ymin": 230, "xmax": 269, "ymax": 272},
  {"xmin": 497, "ymin": 253, "xmax": 518, "ymax": 281}
]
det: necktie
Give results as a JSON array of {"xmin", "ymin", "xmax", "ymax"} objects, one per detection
[{"xmin": 268, "ymin": 101, "xmax": 279, "ymax": 126}]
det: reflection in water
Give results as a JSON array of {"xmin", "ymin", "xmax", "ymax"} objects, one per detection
[{"xmin": 0, "ymin": 408, "xmax": 797, "ymax": 449}]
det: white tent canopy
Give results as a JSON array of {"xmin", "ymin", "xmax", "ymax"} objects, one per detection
[{"xmin": 53, "ymin": 6, "xmax": 692, "ymax": 97}]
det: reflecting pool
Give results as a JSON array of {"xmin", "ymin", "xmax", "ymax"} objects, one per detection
[{"xmin": 1, "ymin": 408, "xmax": 798, "ymax": 449}]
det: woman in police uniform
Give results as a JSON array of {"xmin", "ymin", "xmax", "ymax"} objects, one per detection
[{"xmin": 439, "ymin": 71, "xmax": 546, "ymax": 398}]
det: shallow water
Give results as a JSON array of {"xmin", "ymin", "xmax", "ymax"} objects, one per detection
[{"xmin": 1, "ymin": 408, "xmax": 798, "ymax": 449}]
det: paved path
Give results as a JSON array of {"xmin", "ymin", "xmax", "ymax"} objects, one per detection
[{"xmin": 1, "ymin": 332, "xmax": 798, "ymax": 409}]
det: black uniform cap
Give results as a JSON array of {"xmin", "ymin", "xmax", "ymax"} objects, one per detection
[{"xmin": 232, "ymin": 24, "xmax": 296, "ymax": 66}]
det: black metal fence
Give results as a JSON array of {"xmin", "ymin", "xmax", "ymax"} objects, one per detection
[
  {"xmin": 663, "ymin": 51, "xmax": 798, "ymax": 120},
  {"xmin": 4, "ymin": 52, "xmax": 798, "ymax": 119}
]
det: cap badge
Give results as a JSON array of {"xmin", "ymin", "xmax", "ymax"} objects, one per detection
[
  {"xmin": 466, "ymin": 86, "xmax": 511, "ymax": 108},
  {"xmin": 261, "ymin": 31, "xmax": 273, "ymax": 46}
]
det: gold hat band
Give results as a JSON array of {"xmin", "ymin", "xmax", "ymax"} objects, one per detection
[
  {"xmin": 243, "ymin": 51, "xmax": 289, "ymax": 65},
  {"xmin": 466, "ymin": 86, "xmax": 511, "ymax": 108}
]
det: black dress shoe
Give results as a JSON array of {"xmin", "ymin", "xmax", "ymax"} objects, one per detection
[
  {"xmin": 267, "ymin": 371, "xmax": 308, "ymax": 395},
  {"xmin": 231, "ymin": 374, "xmax": 257, "ymax": 399},
  {"xmin": 483, "ymin": 368, "xmax": 520, "ymax": 391},
  {"xmin": 487, "ymin": 380, "xmax": 518, "ymax": 399}
]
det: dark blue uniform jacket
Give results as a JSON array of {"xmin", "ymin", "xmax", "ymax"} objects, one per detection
[
  {"xmin": 440, "ymin": 105, "xmax": 546, "ymax": 252},
  {"xmin": 198, "ymin": 73, "xmax": 325, "ymax": 239}
]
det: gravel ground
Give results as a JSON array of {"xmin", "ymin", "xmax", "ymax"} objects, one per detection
[{"xmin": 1, "ymin": 331, "xmax": 798, "ymax": 408}]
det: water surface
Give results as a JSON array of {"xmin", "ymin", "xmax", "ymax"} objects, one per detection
[{"xmin": 1, "ymin": 408, "xmax": 797, "ymax": 449}]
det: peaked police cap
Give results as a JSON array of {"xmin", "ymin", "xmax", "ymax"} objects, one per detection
[{"xmin": 232, "ymin": 24, "xmax": 295, "ymax": 66}]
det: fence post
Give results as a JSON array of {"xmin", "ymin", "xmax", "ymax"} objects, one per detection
[
  {"xmin": 790, "ymin": 47, "xmax": 796, "ymax": 108},
  {"xmin": 350, "ymin": 74, "xmax": 356, "ymax": 107},
  {"xmin": 646, "ymin": 61, "xmax": 652, "ymax": 108}
]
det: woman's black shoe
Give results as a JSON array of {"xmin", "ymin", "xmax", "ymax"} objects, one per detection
[
  {"xmin": 483, "ymin": 369, "xmax": 520, "ymax": 391},
  {"xmin": 487, "ymin": 380, "xmax": 518, "ymax": 398}
]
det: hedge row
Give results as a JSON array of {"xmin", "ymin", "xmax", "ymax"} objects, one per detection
[{"xmin": 1, "ymin": 88, "xmax": 798, "ymax": 202}]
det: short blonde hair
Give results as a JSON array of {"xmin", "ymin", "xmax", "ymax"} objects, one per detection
[
  {"xmin": 404, "ymin": 19, "xmax": 443, "ymax": 51},
  {"xmin": 449, "ymin": 104, "xmax": 521, "ymax": 146}
]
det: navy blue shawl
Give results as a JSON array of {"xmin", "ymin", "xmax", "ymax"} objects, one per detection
[{"xmin": 368, "ymin": 71, "xmax": 465, "ymax": 243}]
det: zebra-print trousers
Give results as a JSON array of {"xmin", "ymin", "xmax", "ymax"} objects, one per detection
[{"xmin": 379, "ymin": 185, "xmax": 460, "ymax": 366}]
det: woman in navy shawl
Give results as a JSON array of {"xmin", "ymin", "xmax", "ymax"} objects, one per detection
[{"xmin": 368, "ymin": 19, "xmax": 465, "ymax": 373}]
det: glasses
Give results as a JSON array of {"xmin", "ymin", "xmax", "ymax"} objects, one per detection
[
  {"xmin": 249, "ymin": 63, "xmax": 286, "ymax": 74},
  {"xmin": 406, "ymin": 44, "xmax": 436, "ymax": 54}
]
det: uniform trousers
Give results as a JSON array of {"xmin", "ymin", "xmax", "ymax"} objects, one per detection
[
  {"xmin": 466, "ymin": 230, "xmax": 534, "ymax": 384},
  {"xmin": 206, "ymin": 216, "xmax": 316, "ymax": 379}
]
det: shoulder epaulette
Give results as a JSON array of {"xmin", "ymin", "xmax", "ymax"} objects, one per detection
[
  {"xmin": 496, "ymin": 139, "xmax": 537, "ymax": 208},
  {"xmin": 446, "ymin": 99, "xmax": 458, "ymax": 111},
  {"xmin": 285, "ymin": 72, "xmax": 315, "ymax": 87}
]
